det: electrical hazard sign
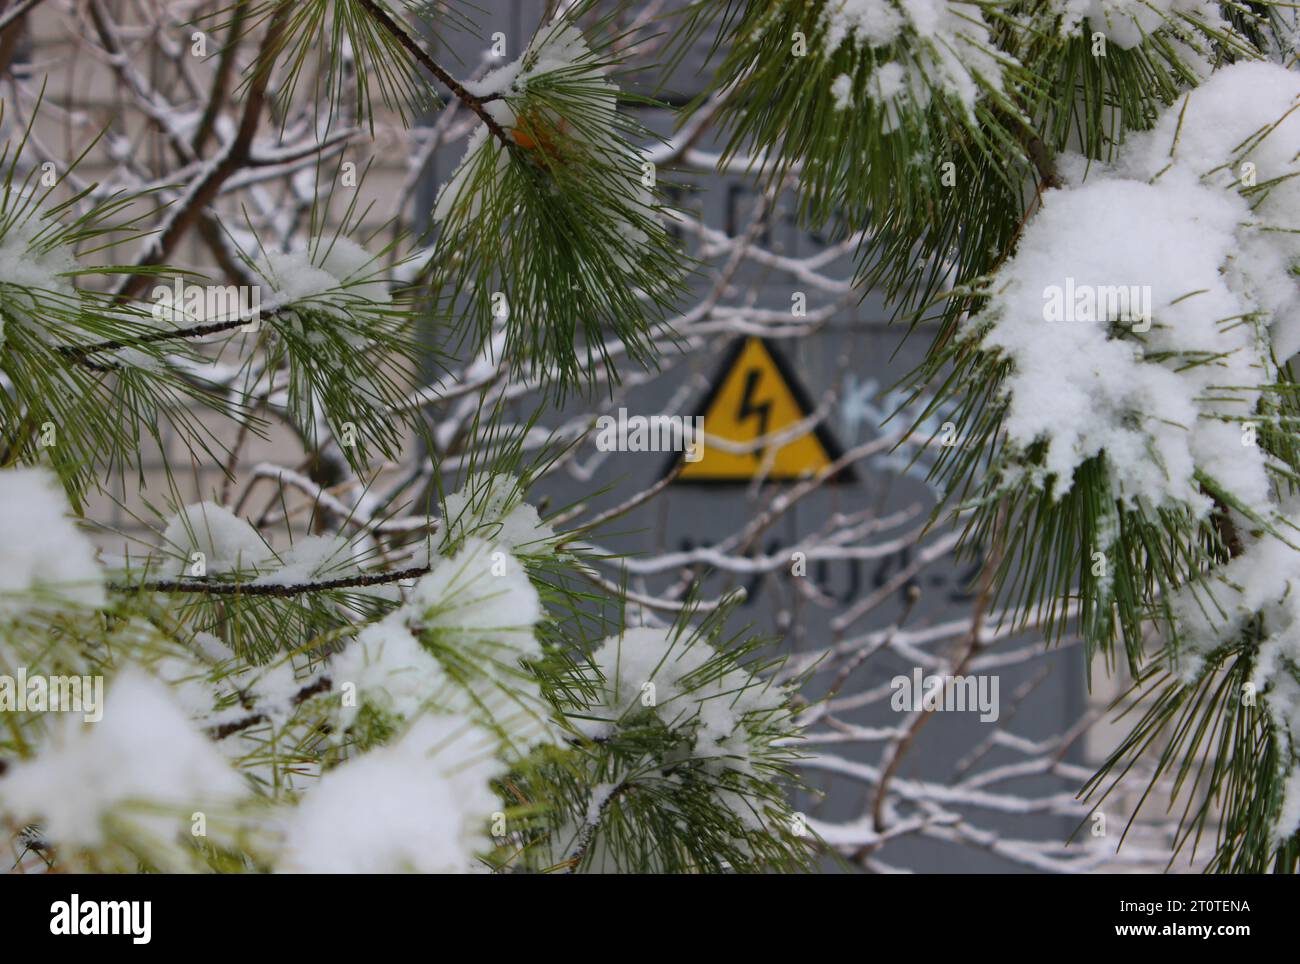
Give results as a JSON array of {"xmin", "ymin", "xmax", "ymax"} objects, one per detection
[{"xmin": 673, "ymin": 337, "xmax": 854, "ymax": 484}]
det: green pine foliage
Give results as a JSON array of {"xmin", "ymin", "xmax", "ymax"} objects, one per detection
[
  {"xmin": 680, "ymin": 0, "xmax": 1300, "ymax": 872},
  {"xmin": 7, "ymin": 0, "xmax": 1300, "ymax": 875},
  {"xmin": 0, "ymin": 1, "xmax": 813, "ymax": 874}
]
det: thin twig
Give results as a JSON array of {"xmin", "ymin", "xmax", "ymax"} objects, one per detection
[
  {"xmin": 0, "ymin": 0, "xmax": 44, "ymax": 34},
  {"xmin": 113, "ymin": 565, "xmax": 429, "ymax": 597},
  {"xmin": 356, "ymin": 0, "xmax": 513, "ymax": 146},
  {"xmin": 57, "ymin": 313, "xmax": 266, "ymax": 361},
  {"xmin": 207, "ymin": 675, "xmax": 333, "ymax": 739}
]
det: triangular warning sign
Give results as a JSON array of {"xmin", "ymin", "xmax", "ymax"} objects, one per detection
[{"xmin": 672, "ymin": 337, "xmax": 854, "ymax": 484}]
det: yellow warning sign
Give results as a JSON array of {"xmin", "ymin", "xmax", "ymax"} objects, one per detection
[{"xmin": 676, "ymin": 337, "xmax": 847, "ymax": 484}]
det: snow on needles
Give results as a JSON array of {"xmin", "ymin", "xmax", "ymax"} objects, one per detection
[
  {"xmin": 1116, "ymin": 62, "xmax": 1300, "ymax": 362},
  {"xmin": 977, "ymin": 174, "xmax": 1260, "ymax": 513},
  {"xmin": 441, "ymin": 472, "xmax": 557, "ymax": 555},
  {"xmin": 253, "ymin": 533, "xmax": 354, "ymax": 587},
  {"xmin": 971, "ymin": 61, "xmax": 1300, "ymax": 842},
  {"xmin": 1169, "ymin": 495, "xmax": 1300, "ymax": 840},
  {"xmin": 402, "ymin": 537, "xmax": 556, "ymax": 749},
  {"xmin": 971, "ymin": 62, "xmax": 1300, "ymax": 518},
  {"xmin": 431, "ymin": 20, "xmax": 630, "ymax": 224},
  {"xmin": 577, "ymin": 627, "xmax": 791, "ymax": 817},
  {"xmin": 0, "ymin": 666, "xmax": 247, "ymax": 848},
  {"xmin": 0, "ymin": 220, "xmax": 75, "ymax": 293},
  {"xmin": 0, "ymin": 217, "xmax": 77, "ymax": 347},
  {"xmin": 0, "ymin": 468, "xmax": 103, "ymax": 618},
  {"xmin": 277, "ymin": 714, "xmax": 503, "ymax": 873},
  {"xmin": 257, "ymin": 236, "xmax": 390, "ymax": 319},
  {"xmin": 408, "ymin": 536, "xmax": 542, "ymax": 659},
  {"xmin": 1056, "ymin": 0, "xmax": 1227, "ymax": 49},
  {"xmin": 820, "ymin": 0, "xmax": 1011, "ymax": 123},
  {"xmin": 546, "ymin": 626, "xmax": 794, "ymax": 868},
  {"xmin": 329, "ymin": 516, "xmax": 556, "ymax": 751},
  {"xmin": 161, "ymin": 501, "xmax": 269, "ymax": 577},
  {"xmin": 160, "ymin": 505, "xmax": 356, "ymax": 585},
  {"xmin": 330, "ymin": 616, "xmax": 451, "ymax": 732}
]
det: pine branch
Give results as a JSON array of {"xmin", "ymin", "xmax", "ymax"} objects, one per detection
[
  {"xmin": 207, "ymin": 675, "xmax": 333, "ymax": 739},
  {"xmin": 192, "ymin": 0, "xmax": 252, "ymax": 155},
  {"xmin": 55, "ymin": 312, "xmax": 268, "ymax": 362},
  {"xmin": 563, "ymin": 779, "xmax": 633, "ymax": 872},
  {"xmin": 0, "ymin": 0, "xmax": 45, "ymax": 34},
  {"xmin": 112, "ymin": 564, "xmax": 431, "ymax": 597},
  {"xmin": 355, "ymin": 0, "xmax": 512, "ymax": 146},
  {"xmin": 116, "ymin": 3, "xmax": 290, "ymax": 297}
]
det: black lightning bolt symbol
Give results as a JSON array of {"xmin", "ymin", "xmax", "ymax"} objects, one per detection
[{"xmin": 736, "ymin": 368, "xmax": 771, "ymax": 461}]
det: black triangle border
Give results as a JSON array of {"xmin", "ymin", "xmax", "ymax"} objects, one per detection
[{"xmin": 660, "ymin": 336, "xmax": 860, "ymax": 486}]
